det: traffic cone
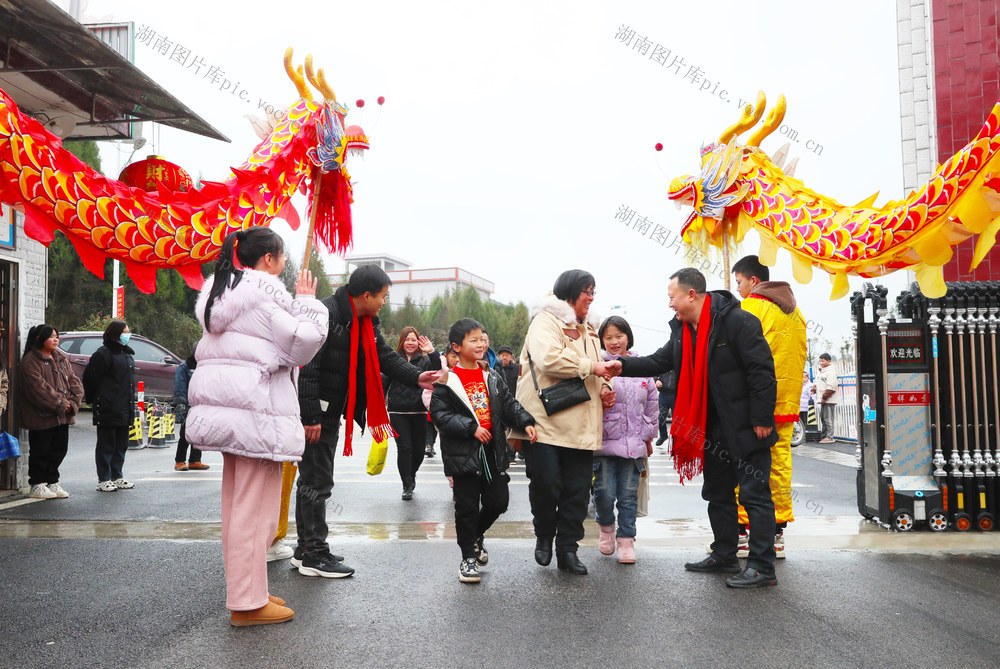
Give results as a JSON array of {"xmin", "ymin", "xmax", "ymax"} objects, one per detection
[{"xmin": 127, "ymin": 409, "xmax": 145, "ymax": 450}]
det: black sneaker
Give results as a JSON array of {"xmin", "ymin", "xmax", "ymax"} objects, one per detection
[
  {"xmin": 292, "ymin": 548, "xmax": 346, "ymax": 570},
  {"xmin": 684, "ymin": 555, "xmax": 741, "ymax": 573},
  {"xmin": 298, "ymin": 552, "xmax": 354, "ymax": 578},
  {"xmin": 725, "ymin": 567, "xmax": 777, "ymax": 588},
  {"xmin": 472, "ymin": 535, "xmax": 489, "ymax": 566},
  {"xmin": 459, "ymin": 558, "xmax": 480, "ymax": 583}
]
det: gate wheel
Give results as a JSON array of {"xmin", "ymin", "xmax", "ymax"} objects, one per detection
[
  {"xmin": 976, "ymin": 512, "xmax": 994, "ymax": 531},
  {"xmin": 892, "ymin": 510, "xmax": 915, "ymax": 532},
  {"xmin": 790, "ymin": 420, "xmax": 805, "ymax": 447},
  {"xmin": 926, "ymin": 510, "xmax": 948, "ymax": 532},
  {"xmin": 954, "ymin": 512, "xmax": 972, "ymax": 531}
]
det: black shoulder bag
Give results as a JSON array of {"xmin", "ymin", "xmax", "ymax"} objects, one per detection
[{"xmin": 526, "ymin": 337, "xmax": 592, "ymax": 417}]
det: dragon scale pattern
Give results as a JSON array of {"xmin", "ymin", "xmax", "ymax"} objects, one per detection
[{"xmin": 672, "ymin": 96, "xmax": 1000, "ymax": 298}]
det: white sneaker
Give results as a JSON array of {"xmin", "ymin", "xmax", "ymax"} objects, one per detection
[
  {"xmin": 737, "ymin": 533, "xmax": 750, "ymax": 558},
  {"xmin": 266, "ymin": 540, "xmax": 294, "ymax": 562},
  {"xmin": 47, "ymin": 482, "xmax": 69, "ymax": 498},
  {"xmin": 704, "ymin": 533, "xmax": 749, "ymax": 558},
  {"xmin": 29, "ymin": 483, "xmax": 57, "ymax": 499},
  {"xmin": 96, "ymin": 480, "xmax": 117, "ymax": 492},
  {"xmin": 774, "ymin": 533, "xmax": 786, "ymax": 559},
  {"xmin": 112, "ymin": 478, "xmax": 134, "ymax": 489}
]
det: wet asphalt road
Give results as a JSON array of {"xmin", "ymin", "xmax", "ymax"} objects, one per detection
[{"xmin": 1, "ymin": 422, "xmax": 999, "ymax": 668}]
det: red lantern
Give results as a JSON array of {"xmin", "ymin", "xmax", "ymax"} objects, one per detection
[
  {"xmin": 118, "ymin": 155, "xmax": 194, "ymax": 192},
  {"xmin": 356, "ymin": 99, "xmax": 365, "ymax": 108},
  {"xmin": 654, "ymin": 143, "xmax": 663, "ymax": 152},
  {"xmin": 377, "ymin": 96, "xmax": 385, "ymax": 105}
]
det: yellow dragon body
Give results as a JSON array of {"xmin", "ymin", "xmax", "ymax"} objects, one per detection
[{"xmin": 669, "ymin": 92, "xmax": 1000, "ymax": 298}]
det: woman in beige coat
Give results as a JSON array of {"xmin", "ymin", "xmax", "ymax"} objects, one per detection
[{"xmin": 512, "ymin": 269, "xmax": 615, "ymax": 575}]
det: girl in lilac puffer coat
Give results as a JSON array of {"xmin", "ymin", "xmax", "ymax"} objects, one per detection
[
  {"xmin": 594, "ymin": 316, "xmax": 658, "ymax": 564},
  {"xmin": 187, "ymin": 227, "xmax": 327, "ymax": 627}
]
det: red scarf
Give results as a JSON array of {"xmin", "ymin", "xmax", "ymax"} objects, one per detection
[
  {"xmin": 670, "ymin": 294, "xmax": 712, "ymax": 483},
  {"xmin": 343, "ymin": 298, "xmax": 396, "ymax": 456}
]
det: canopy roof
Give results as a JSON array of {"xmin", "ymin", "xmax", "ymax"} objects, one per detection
[{"xmin": 0, "ymin": 0, "xmax": 228, "ymax": 142}]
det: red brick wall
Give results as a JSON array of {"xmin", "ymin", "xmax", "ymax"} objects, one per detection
[{"xmin": 932, "ymin": 0, "xmax": 1000, "ymax": 280}]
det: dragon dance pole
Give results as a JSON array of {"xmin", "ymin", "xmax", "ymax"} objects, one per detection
[
  {"xmin": 722, "ymin": 230, "xmax": 731, "ymax": 291},
  {"xmin": 301, "ymin": 168, "xmax": 321, "ymax": 269},
  {"xmin": 112, "ymin": 260, "xmax": 120, "ymax": 319}
]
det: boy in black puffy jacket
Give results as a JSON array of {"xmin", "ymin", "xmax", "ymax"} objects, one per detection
[{"xmin": 431, "ymin": 318, "xmax": 537, "ymax": 583}]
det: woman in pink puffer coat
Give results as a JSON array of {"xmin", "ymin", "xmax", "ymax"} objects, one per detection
[{"xmin": 187, "ymin": 227, "xmax": 327, "ymax": 627}]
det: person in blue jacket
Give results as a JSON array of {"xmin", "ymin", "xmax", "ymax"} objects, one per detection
[{"xmin": 174, "ymin": 343, "xmax": 209, "ymax": 471}]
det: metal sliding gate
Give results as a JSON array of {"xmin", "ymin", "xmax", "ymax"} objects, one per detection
[{"xmin": 853, "ymin": 281, "xmax": 999, "ymax": 532}]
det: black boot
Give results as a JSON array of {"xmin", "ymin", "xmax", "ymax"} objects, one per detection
[
  {"xmin": 556, "ymin": 551, "xmax": 588, "ymax": 575},
  {"xmin": 534, "ymin": 536, "xmax": 553, "ymax": 566},
  {"xmin": 402, "ymin": 478, "xmax": 414, "ymax": 501}
]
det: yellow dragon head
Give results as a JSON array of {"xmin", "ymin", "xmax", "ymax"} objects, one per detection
[{"xmin": 666, "ymin": 91, "xmax": 786, "ymax": 248}]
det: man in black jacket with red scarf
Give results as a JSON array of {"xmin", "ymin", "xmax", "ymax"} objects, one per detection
[
  {"xmin": 294, "ymin": 265, "xmax": 440, "ymax": 579},
  {"xmin": 607, "ymin": 268, "xmax": 779, "ymax": 588}
]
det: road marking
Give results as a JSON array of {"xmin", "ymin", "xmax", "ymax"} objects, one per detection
[
  {"xmin": 0, "ymin": 497, "xmax": 44, "ymax": 511},
  {"xmin": 794, "ymin": 444, "xmax": 858, "ymax": 467},
  {"xmin": 137, "ymin": 477, "xmax": 224, "ymax": 482}
]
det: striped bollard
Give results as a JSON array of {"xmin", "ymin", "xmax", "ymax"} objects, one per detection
[
  {"xmin": 127, "ymin": 408, "xmax": 145, "ymax": 450},
  {"xmin": 149, "ymin": 404, "xmax": 167, "ymax": 448},
  {"xmin": 164, "ymin": 408, "xmax": 178, "ymax": 443}
]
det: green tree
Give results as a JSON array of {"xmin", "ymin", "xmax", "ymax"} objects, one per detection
[
  {"xmin": 379, "ymin": 286, "xmax": 529, "ymax": 353},
  {"xmin": 307, "ymin": 247, "xmax": 333, "ymax": 300},
  {"xmin": 62, "ymin": 140, "xmax": 101, "ymax": 170},
  {"xmin": 278, "ymin": 254, "xmax": 299, "ymax": 295}
]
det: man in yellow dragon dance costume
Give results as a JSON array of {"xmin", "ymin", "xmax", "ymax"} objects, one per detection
[{"xmin": 732, "ymin": 255, "xmax": 807, "ymax": 560}]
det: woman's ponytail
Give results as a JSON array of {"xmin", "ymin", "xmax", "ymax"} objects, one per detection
[
  {"xmin": 204, "ymin": 228, "xmax": 284, "ymax": 333},
  {"xmin": 204, "ymin": 231, "xmax": 243, "ymax": 333}
]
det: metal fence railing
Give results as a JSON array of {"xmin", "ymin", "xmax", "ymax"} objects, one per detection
[
  {"xmin": 832, "ymin": 372, "xmax": 858, "ymax": 443},
  {"xmin": 813, "ymin": 364, "xmax": 858, "ymax": 443}
]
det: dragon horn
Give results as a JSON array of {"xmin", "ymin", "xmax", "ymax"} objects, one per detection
[
  {"xmin": 284, "ymin": 47, "xmax": 313, "ymax": 100},
  {"xmin": 747, "ymin": 94, "xmax": 787, "ymax": 148},
  {"xmin": 305, "ymin": 55, "xmax": 337, "ymax": 103},
  {"xmin": 719, "ymin": 90, "xmax": 766, "ymax": 143},
  {"xmin": 316, "ymin": 69, "xmax": 337, "ymax": 103}
]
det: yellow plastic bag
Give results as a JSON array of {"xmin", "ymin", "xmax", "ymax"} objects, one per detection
[{"xmin": 367, "ymin": 436, "xmax": 388, "ymax": 476}]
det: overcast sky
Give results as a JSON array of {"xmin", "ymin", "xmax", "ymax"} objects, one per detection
[{"xmin": 69, "ymin": 0, "xmax": 910, "ymax": 354}]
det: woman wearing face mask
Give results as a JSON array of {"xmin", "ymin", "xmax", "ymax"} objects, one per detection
[
  {"xmin": 384, "ymin": 326, "xmax": 440, "ymax": 500},
  {"xmin": 82, "ymin": 320, "xmax": 137, "ymax": 492}
]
